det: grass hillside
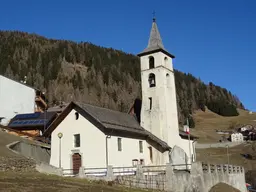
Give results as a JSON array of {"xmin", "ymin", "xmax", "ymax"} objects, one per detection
[
  {"xmin": 192, "ymin": 108, "xmax": 256, "ymax": 188},
  {"xmin": 191, "ymin": 108, "xmax": 256, "ymax": 143}
]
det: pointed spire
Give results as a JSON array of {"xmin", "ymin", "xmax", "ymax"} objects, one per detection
[
  {"xmin": 147, "ymin": 17, "xmax": 165, "ymax": 50},
  {"xmin": 138, "ymin": 16, "xmax": 174, "ymax": 58}
]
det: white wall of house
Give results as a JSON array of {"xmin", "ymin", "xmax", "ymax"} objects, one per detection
[
  {"xmin": 176, "ymin": 138, "xmax": 196, "ymax": 164},
  {"xmin": 0, "ymin": 75, "xmax": 35, "ymax": 125},
  {"xmin": 107, "ymin": 136, "xmax": 150, "ymax": 167},
  {"xmin": 240, "ymin": 127, "xmax": 247, "ymax": 132},
  {"xmin": 231, "ymin": 133, "xmax": 244, "ymax": 142},
  {"xmin": 50, "ymin": 109, "xmax": 106, "ymax": 169},
  {"xmin": 169, "ymin": 138, "xmax": 195, "ymax": 170},
  {"xmin": 50, "ymin": 109, "xmax": 157, "ymax": 171}
]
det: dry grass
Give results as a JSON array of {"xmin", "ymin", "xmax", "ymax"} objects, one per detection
[
  {"xmin": 192, "ymin": 109, "xmax": 256, "ymax": 189},
  {"xmin": 0, "ymin": 171, "xmax": 152, "ymax": 192},
  {"xmin": 0, "ymin": 129, "xmax": 24, "ymax": 158},
  {"xmin": 209, "ymin": 183, "xmax": 240, "ymax": 192},
  {"xmin": 196, "ymin": 142, "xmax": 256, "ymax": 191},
  {"xmin": 190, "ymin": 108, "xmax": 256, "ymax": 143},
  {"xmin": 196, "ymin": 141, "xmax": 256, "ymax": 172}
]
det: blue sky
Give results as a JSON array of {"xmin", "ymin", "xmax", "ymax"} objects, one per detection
[{"xmin": 0, "ymin": 0, "xmax": 255, "ymax": 111}]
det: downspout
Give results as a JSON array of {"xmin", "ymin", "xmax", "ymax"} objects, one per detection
[{"xmin": 106, "ymin": 135, "xmax": 111, "ymax": 168}]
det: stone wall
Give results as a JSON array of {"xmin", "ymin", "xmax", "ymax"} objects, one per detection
[
  {"xmin": 6, "ymin": 140, "xmax": 64, "ymax": 176},
  {"xmin": 0, "ymin": 156, "xmax": 35, "ymax": 172},
  {"xmin": 76, "ymin": 162, "xmax": 247, "ymax": 192},
  {"xmin": 8, "ymin": 141, "xmax": 51, "ymax": 164},
  {"xmin": 36, "ymin": 162, "xmax": 63, "ymax": 176}
]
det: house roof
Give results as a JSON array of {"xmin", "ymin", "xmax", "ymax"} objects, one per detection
[
  {"xmin": 79, "ymin": 103, "xmax": 144, "ymax": 133},
  {"xmin": 137, "ymin": 18, "xmax": 175, "ymax": 58},
  {"xmin": 47, "ymin": 103, "xmax": 68, "ymax": 113},
  {"xmin": 43, "ymin": 102, "xmax": 171, "ymax": 152},
  {"xmin": 8, "ymin": 112, "xmax": 57, "ymax": 130}
]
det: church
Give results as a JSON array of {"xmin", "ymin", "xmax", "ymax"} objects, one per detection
[{"xmin": 45, "ymin": 18, "xmax": 197, "ymax": 173}]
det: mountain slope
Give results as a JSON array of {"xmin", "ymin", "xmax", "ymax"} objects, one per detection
[
  {"xmin": 191, "ymin": 108, "xmax": 256, "ymax": 143},
  {"xmin": 0, "ymin": 31, "xmax": 244, "ymax": 123}
]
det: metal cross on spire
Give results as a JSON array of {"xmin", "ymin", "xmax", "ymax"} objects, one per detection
[{"xmin": 153, "ymin": 11, "xmax": 156, "ymax": 22}]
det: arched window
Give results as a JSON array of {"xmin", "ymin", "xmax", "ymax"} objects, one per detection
[
  {"xmin": 149, "ymin": 56, "xmax": 155, "ymax": 69},
  {"xmin": 164, "ymin": 57, "xmax": 168, "ymax": 67},
  {"xmin": 166, "ymin": 73, "xmax": 170, "ymax": 88},
  {"xmin": 75, "ymin": 112, "xmax": 79, "ymax": 120},
  {"xmin": 148, "ymin": 73, "xmax": 156, "ymax": 87}
]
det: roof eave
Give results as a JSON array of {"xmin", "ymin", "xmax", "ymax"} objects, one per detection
[{"xmin": 137, "ymin": 48, "xmax": 175, "ymax": 58}]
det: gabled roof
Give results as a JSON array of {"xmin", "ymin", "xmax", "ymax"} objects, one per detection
[
  {"xmin": 43, "ymin": 102, "xmax": 171, "ymax": 152},
  {"xmin": 137, "ymin": 18, "xmax": 175, "ymax": 58},
  {"xmin": 47, "ymin": 103, "xmax": 68, "ymax": 113}
]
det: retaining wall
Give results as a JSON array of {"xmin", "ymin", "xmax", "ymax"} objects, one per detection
[
  {"xmin": 76, "ymin": 162, "xmax": 247, "ymax": 192},
  {"xmin": 8, "ymin": 141, "xmax": 51, "ymax": 164}
]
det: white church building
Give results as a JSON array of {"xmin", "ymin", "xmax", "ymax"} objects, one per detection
[{"xmin": 45, "ymin": 18, "xmax": 197, "ymax": 174}]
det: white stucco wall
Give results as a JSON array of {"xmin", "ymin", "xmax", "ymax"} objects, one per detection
[
  {"xmin": 50, "ymin": 109, "xmax": 155, "ymax": 170},
  {"xmin": 140, "ymin": 52, "xmax": 179, "ymax": 147},
  {"xmin": 140, "ymin": 52, "xmax": 173, "ymax": 71},
  {"xmin": 50, "ymin": 109, "xmax": 106, "ymax": 169},
  {"xmin": 140, "ymin": 51, "xmax": 190, "ymax": 165},
  {"xmin": 107, "ymin": 136, "xmax": 150, "ymax": 167},
  {"xmin": 231, "ymin": 133, "xmax": 244, "ymax": 142},
  {"xmin": 169, "ymin": 138, "xmax": 195, "ymax": 170},
  {"xmin": 177, "ymin": 138, "xmax": 196, "ymax": 164},
  {"xmin": 0, "ymin": 75, "xmax": 35, "ymax": 125}
]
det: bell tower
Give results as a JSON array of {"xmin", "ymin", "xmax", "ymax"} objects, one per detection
[{"xmin": 137, "ymin": 17, "xmax": 180, "ymax": 151}]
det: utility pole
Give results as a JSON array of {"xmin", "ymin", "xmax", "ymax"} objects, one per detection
[
  {"xmin": 226, "ymin": 144, "xmax": 229, "ymax": 165},
  {"xmin": 43, "ymin": 91, "xmax": 47, "ymax": 133}
]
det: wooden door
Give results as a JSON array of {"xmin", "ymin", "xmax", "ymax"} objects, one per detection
[{"xmin": 72, "ymin": 153, "xmax": 82, "ymax": 175}]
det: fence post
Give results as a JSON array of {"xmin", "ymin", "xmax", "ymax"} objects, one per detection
[
  {"xmin": 106, "ymin": 165, "xmax": 114, "ymax": 181},
  {"xmin": 165, "ymin": 163, "xmax": 174, "ymax": 191},
  {"xmin": 220, "ymin": 164, "xmax": 224, "ymax": 174},
  {"xmin": 207, "ymin": 163, "xmax": 211, "ymax": 173},
  {"xmin": 229, "ymin": 165, "xmax": 233, "ymax": 174},
  {"xmin": 190, "ymin": 162, "xmax": 205, "ymax": 192},
  {"xmin": 136, "ymin": 165, "xmax": 144, "ymax": 188},
  {"xmin": 59, "ymin": 168, "xmax": 64, "ymax": 176},
  {"xmin": 214, "ymin": 164, "xmax": 218, "ymax": 174},
  {"xmin": 78, "ymin": 166, "xmax": 85, "ymax": 178}
]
